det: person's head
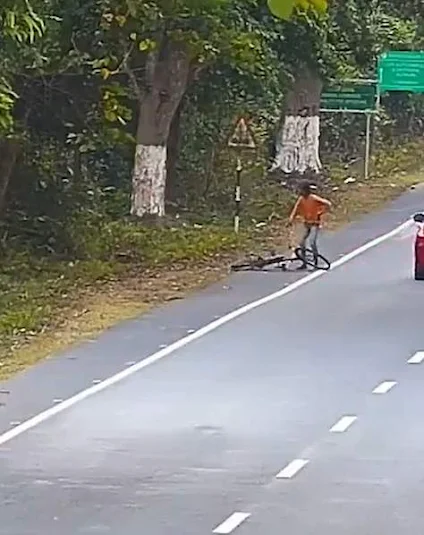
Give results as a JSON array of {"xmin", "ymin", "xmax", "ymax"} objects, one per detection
[{"xmin": 299, "ymin": 181, "xmax": 311, "ymax": 198}]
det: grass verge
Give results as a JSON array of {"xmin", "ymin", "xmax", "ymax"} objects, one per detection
[{"xmin": 0, "ymin": 141, "xmax": 423, "ymax": 380}]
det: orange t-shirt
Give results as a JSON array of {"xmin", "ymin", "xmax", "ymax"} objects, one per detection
[{"xmin": 290, "ymin": 194, "xmax": 330, "ymax": 225}]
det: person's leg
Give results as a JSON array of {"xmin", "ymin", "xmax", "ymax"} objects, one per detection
[
  {"xmin": 309, "ymin": 225, "xmax": 320, "ymax": 265},
  {"xmin": 297, "ymin": 223, "xmax": 311, "ymax": 269}
]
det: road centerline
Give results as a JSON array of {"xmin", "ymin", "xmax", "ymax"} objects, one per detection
[
  {"xmin": 276, "ymin": 459, "xmax": 310, "ymax": 479},
  {"xmin": 330, "ymin": 415, "xmax": 357, "ymax": 433},
  {"xmin": 213, "ymin": 512, "xmax": 251, "ymax": 534},
  {"xmin": 372, "ymin": 381, "xmax": 397, "ymax": 394},
  {"xmin": 408, "ymin": 351, "xmax": 424, "ymax": 364}
]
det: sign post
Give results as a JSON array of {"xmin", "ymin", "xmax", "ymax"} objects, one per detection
[
  {"xmin": 320, "ymin": 80, "xmax": 378, "ymax": 180},
  {"xmin": 227, "ymin": 117, "xmax": 256, "ymax": 233},
  {"xmin": 234, "ymin": 158, "xmax": 242, "ymax": 233},
  {"xmin": 364, "ymin": 113, "xmax": 372, "ymax": 180}
]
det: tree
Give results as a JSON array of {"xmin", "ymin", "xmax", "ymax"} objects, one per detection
[
  {"xmin": 1, "ymin": 0, "xmax": 422, "ymax": 235},
  {"xmin": 269, "ymin": 4, "xmax": 330, "ymax": 178},
  {"xmin": 0, "ymin": 0, "xmax": 45, "ymax": 213},
  {"xmin": 269, "ymin": 0, "xmax": 422, "ymax": 181},
  {"xmin": 83, "ymin": 0, "xmax": 275, "ymax": 218},
  {"xmin": 268, "ymin": 0, "xmax": 327, "ymax": 20},
  {"xmin": 0, "ymin": 0, "xmax": 45, "ymax": 131}
]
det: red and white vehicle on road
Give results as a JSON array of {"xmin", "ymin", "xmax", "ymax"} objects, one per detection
[{"xmin": 413, "ymin": 212, "xmax": 424, "ymax": 280}]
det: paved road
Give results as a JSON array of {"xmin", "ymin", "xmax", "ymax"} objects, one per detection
[{"xmin": 1, "ymin": 187, "xmax": 424, "ymax": 534}]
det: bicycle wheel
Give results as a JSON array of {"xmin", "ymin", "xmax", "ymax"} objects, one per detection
[{"xmin": 294, "ymin": 247, "xmax": 331, "ymax": 271}]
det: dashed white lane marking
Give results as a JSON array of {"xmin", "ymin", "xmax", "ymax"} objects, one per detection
[
  {"xmin": 408, "ymin": 351, "xmax": 424, "ymax": 364},
  {"xmin": 276, "ymin": 459, "xmax": 309, "ymax": 479},
  {"xmin": 213, "ymin": 512, "xmax": 251, "ymax": 534},
  {"xmin": 330, "ymin": 415, "xmax": 357, "ymax": 433},
  {"xmin": 0, "ymin": 219, "xmax": 411, "ymax": 447},
  {"xmin": 372, "ymin": 381, "xmax": 397, "ymax": 394}
]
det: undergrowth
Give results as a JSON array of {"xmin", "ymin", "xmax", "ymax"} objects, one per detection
[{"xmin": 0, "ymin": 224, "xmax": 242, "ymax": 357}]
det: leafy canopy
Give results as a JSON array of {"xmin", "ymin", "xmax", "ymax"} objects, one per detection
[
  {"xmin": 0, "ymin": 0, "xmax": 45, "ymax": 132},
  {"xmin": 267, "ymin": 0, "xmax": 328, "ymax": 20}
]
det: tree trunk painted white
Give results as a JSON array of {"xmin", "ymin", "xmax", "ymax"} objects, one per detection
[
  {"xmin": 270, "ymin": 70, "xmax": 322, "ymax": 177},
  {"xmin": 271, "ymin": 115, "xmax": 321, "ymax": 174},
  {"xmin": 129, "ymin": 43, "xmax": 192, "ymax": 218},
  {"xmin": 131, "ymin": 144, "xmax": 167, "ymax": 217}
]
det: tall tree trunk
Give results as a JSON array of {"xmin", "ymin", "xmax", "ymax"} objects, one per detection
[
  {"xmin": 130, "ymin": 44, "xmax": 191, "ymax": 218},
  {"xmin": 165, "ymin": 100, "xmax": 183, "ymax": 205},
  {"xmin": 271, "ymin": 70, "xmax": 323, "ymax": 179},
  {"xmin": 0, "ymin": 139, "xmax": 20, "ymax": 216}
]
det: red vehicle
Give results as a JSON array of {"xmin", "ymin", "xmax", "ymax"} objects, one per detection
[{"xmin": 413, "ymin": 213, "xmax": 424, "ymax": 280}]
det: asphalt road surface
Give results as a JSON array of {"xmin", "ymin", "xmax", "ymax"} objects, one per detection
[{"xmin": 1, "ymin": 186, "xmax": 424, "ymax": 534}]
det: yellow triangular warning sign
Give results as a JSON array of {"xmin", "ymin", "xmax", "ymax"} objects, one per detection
[{"xmin": 228, "ymin": 117, "xmax": 256, "ymax": 149}]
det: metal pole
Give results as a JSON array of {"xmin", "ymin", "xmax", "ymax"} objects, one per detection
[
  {"xmin": 364, "ymin": 113, "xmax": 371, "ymax": 180},
  {"xmin": 234, "ymin": 157, "xmax": 242, "ymax": 233}
]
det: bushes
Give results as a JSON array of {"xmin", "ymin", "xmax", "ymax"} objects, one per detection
[{"xmin": 66, "ymin": 210, "xmax": 240, "ymax": 263}]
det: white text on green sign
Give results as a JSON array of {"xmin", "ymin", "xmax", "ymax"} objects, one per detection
[
  {"xmin": 321, "ymin": 84, "xmax": 376, "ymax": 111},
  {"xmin": 378, "ymin": 51, "xmax": 424, "ymax": 93}
]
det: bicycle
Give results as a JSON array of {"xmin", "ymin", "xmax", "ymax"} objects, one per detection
[{"xmin": 230, "ymin": 227, "xmax": 331, "ymax": 272}]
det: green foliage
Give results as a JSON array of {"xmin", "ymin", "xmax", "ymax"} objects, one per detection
[
  {"xmin": 268, "ymin": 0, "xmax": 328, "ymax": 20},
  {"xmin": 0, "ymin": 0, "xmax": 45, "ymax": 132},
  {"xmin": 0, "ymin": 79, "xmax": 17, "ymax": 131},
  {"xmin": 0, "ymin": 218, "xmax": 240, "ymax": 352},
  {"xmin": 67, "ymin": 210, "xmax": 239, "ymax": 263}
]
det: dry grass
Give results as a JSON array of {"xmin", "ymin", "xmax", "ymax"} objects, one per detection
[
  {"xmin": 0, "ymin": 260, "xmax": 230, "ymax": 380},
  {"xmin": 328, "ymin": 171, "xmax": 423, "ymax": 228}
]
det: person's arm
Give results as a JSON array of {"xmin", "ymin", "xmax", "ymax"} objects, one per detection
[
  {"xmin": 288, "ymin": 197, "xmax": 301, "ymax": 224},
  {"xmin": 312, "ymin": 194, "xmax": 332, "ymax": 209},
  {"xmin": 312, "ymin": 194, "xmax": 331, "ymax": 222}
]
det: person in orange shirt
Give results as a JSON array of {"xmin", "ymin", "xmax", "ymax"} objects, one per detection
[{"xmin": 288, "ymin": 181, "xmax": 332, "ymax": 269}]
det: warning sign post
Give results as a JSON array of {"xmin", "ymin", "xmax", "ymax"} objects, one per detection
[{"xmin": 227, "ymin": 118, "xmax": 256, "ymax": 233}]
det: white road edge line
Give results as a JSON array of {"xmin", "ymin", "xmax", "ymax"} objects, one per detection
[
  {"xmin": 276, "ymin": 459, "xmax": 309, "ymax": 479},
  {"xmin": 408, "ymin": 351, "xmax": 424, "ymax": 364},
  {"xmin": 0, "ymin": 219, "xmax": 412, "ymax": 447},
  {"xmin": 372, "ymin": 381, "xmax": 397, "ymax": 394},
  {"xmin": 330, "ymin": 415, "xmax": 357, "ymax": 433},
  {"xmin": 213, "ymin": 512, "xmax": 251, "ymax": 534}
]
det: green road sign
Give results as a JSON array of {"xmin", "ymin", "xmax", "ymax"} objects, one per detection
[
  {"xmin": 321, "ymin": 83, "xmax": 377, "ymax": 112},
  {"xmin": 378, "ymin": 51, "xmax": 424, "ymax": 93}
]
